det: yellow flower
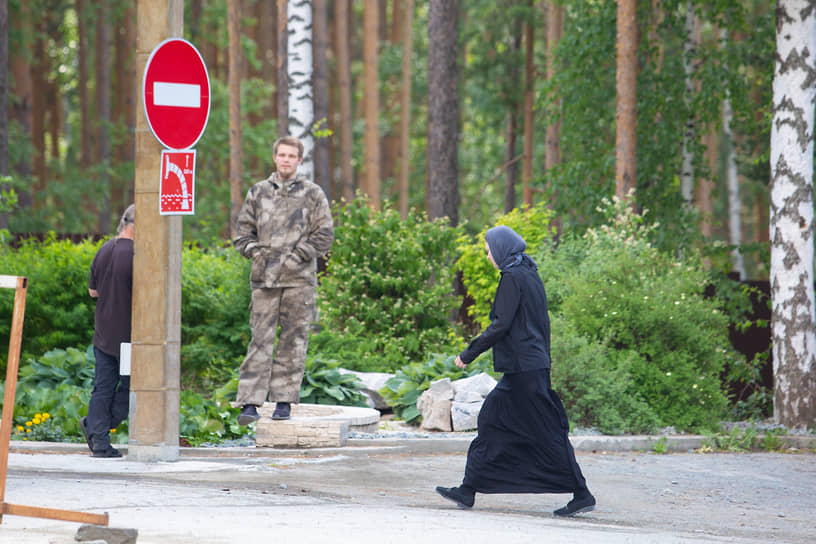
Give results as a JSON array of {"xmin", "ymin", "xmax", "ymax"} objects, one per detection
[
  {"xmin": 42, "ymin": 413, "xmax": 50, "ymax": 419},
  {"xmin": 23, "ymin": 437, "xmax": 28, "ymax": 441},
  {"xmin": 25, "ymin": 421, "xmax": 32, "ymax": 427},
  {"xmin": 26, "ymin": 428, "xmax": 31, "ymax": 433},
  {"xmin": 16, "ymin": 425, "xmax": 23, "ymax": 432},
  {"xmin": 35, "ymin": 413, "xmax": 41, "ymax": 419},
  {"xmin": 33, "ymin": 418, "xmax": 41, "ymax": 425}
]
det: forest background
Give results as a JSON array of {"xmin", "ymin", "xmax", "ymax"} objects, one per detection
[{"xmin": 0, "ymin": 0, "xmax": 811, "ymax": 445}]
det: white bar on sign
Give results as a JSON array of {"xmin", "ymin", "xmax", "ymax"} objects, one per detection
[{"xmin": 153, "ymin": 82, "xmax": 200, "ymax": 108}]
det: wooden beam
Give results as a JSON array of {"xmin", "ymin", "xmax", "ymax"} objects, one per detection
[{"xmin": 2, "ymin": 502, "xmax": 109, "ymax": 526}]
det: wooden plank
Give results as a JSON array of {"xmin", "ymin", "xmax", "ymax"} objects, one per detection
[
  {"xmin": 1, "ymin": 502, "xmax": 109, "ymax": 526},
  {"xmin": 0, "ymin": 277, "xmax": 28, "ymax": 523}
]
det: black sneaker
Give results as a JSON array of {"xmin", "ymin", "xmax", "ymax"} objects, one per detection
[
  {"xmin": 435, "ymin": 486, "xmax": 475, "ymax": 508},
  {"xmin": 272, "ymin": 402, "xmax": 291, "ymax": 420},
  {"xmin": 238, "ymin": 404, "xmax": 260, "ymax": 426},
  {"xmin": 554, "ymin": 493, "xmax": 596, "ymax": 516},
  {"xmin": 92, "ymin": 446, "xmax": 123, "ymax": 458},
  {"xmin": 79, "ymin": 416, "xmax": 94, "ymax": 452}
]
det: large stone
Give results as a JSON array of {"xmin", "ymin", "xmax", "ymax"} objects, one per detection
[
  {"xmin": 417, "ymin": 378, "xmax": 454, "ymax": 432},
  {"xmin": 451, "ymin": 400, "xmax": 482, "ymax": 431},
  {"xmin": 254, "ymin": 403, "xmax": 380, "ymax": 448},
  {"xmin": 76, "ymin": 525, "xmax": 138, "ymax": 544},
  {"xmin": 338, "ymin": 369, "xmax": 394, "ymax": 410},
  {"xmin": 452, "ymin": 373, "xmax": 497, "ymax": 398}
]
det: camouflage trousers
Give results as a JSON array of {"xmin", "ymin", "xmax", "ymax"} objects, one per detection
[{"xmin": 237, "ymin": 285, "xmax": 315, "ymax": 406}]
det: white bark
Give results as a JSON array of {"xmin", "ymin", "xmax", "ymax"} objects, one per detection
[
  {"xmin": 287, "ymin": 0, "xmax": 314, "ymax": 179},
  {"xmin": 722, "ymin": 29, "xmax": 745, "ymax": 280},
  {"xmin": 769, "ymin": 0, "xmax": 816, "ymax": 428},
  {"xmin": 679, "ymin": 0, "xmax": 696, "ymax": 206}
]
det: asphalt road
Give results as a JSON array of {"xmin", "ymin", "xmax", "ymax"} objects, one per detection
[{"xmin": 1, "ymin": 441, "xmax": 814, "ymax": 543}]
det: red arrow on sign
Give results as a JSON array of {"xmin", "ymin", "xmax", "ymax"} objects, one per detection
[{"xmin": 143, "ymin": 38, "xmax": 211, "ymax": 150}]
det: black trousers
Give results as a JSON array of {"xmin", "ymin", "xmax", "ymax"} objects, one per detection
[{"xmin": 87, "ymin": 346, "xmax": 130, "ymax": 451}]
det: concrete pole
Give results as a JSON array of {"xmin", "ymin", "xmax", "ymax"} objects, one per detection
[{"xmin": 129, "ymin": 0, "xmax": 184, "ymax": 462}]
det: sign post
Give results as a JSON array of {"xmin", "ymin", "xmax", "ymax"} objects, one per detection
[{"xmin": 130, "ymin": 0, "xmax": 187, "ymax": 462}]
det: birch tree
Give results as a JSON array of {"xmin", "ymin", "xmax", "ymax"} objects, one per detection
[
  {"xmin": 679, "ymin": 0, "xmax": 697, "ymax": 208},
  {"xmin": 769, "ymin": 0, "xmax": 816, "ymax": 428},
  {"xmin": 287, "ymin": 0, "xmax": 314, "ymax": 179}
]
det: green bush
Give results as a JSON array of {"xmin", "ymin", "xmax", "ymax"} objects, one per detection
[
  {"xmin": 541, "ymin": 199, "xmax": 733, "ymax": 431},
  {"xmin": 550, "ymin": 315, "xmax": 661, "ymax": 434},
  {"xmin": 181, "ymin": 243, "xmax": 250, "ymax": 390},
  {"xmin": 456, "ymin": 202, "xmax": 555, "ymax": 328},
  {"xmin": 0, "ymin": 236, "xmax": 100, "ymax": 371},
  {"xmin": 300, "ymin": 355, "xmax": 368, "ymax": 407},
  {"xmin": 317, "ymin": 198, "xmax": 462, "ymax": 371}
]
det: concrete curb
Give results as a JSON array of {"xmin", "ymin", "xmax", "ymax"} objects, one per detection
[{"xmin": 8, "ymin": 433, "xmax": 814, "ymax": 459}]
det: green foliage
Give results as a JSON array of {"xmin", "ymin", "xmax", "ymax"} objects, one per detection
[
  {"xmin": 700, "ymin": 426, "xmax": 758, "ymax": 453},
  {"xmin": 180, "ymin": 243, "xmax": 251, "ymax": 390},
  {"xmin": 550, "ymin": 316, "xmax": 661, "ymax": 435},
  {"xmin": 300, "ymin": 356, "xmax": 368, "ymax": 407},
  {"xmin": 651, "ymin": 436, "xmax": 669, "ymax": 454},
  {"xmin": 11, "ymin": 412, "xmax": 65, "ymax": 442},
  {"xmin": 380, "ymin": 353, "xmax": 495, "ymax": 424},
  {"xmin": 179, "ymin": 385, "xmax": 253, "ymax": 447},
  {"xmin": 456, "ymin": 202, "xmax": 555, "ymax": 328},
  {"xmin": 541, "ymin": 198, "xmax": 733, "ymax": 431},
  {"xmin": 0, "ymin": 236, "xmax": 100, "ymax": 371},
  {"xmin": 3, "ymin": 346, "xmax": 97, "ymax": 442},
  {"xmin": 317, "ymin": 198, "xmax": 462, "ymax": 371}
]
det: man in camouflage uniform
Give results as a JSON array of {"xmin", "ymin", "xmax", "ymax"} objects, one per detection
[{"xmin": 233, "ymin": 136, "xmax": 334, "ymax": 423}]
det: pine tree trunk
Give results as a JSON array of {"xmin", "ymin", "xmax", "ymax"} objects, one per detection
[
  {"xmin": 77, "ymin": 0, "xmax": 91, "ymax": 170},
  {"xmin": 427, "ymin": 0, "xmax": 458, "ymax": 225},
  {"xmin": 9, "ymin": 15, "xmax": 32, "ymax": 211},
  {"xmin": 521, "ymin": 11, "xmax": 534, "ymax": 207},
  {"xmin": 277, "ymin": 0, "xmax": 289, "ymax": 137},
  {"xmin": 113, "ymin": 1, "xmax": 136, "ymax": 210},
  {"xmin": 95, "ymin": 0, "xmax": 112, "ymax": 234},
  {"xmin": 335, "ymin": 0, "xmax": 353, "ymax": 201},
  {"xmin": 313, "ymin": 0, "xmax": 330, "ymax": 197},
  {"xmin": 228, "ymin": 0, "xmax": 244, "ymax": 238},
  {"xmin": 0, "ymin": 0, "xmax": 8, "ymax": 228},
  {"xmin": 287, "ymin": 0, "xmax": 315, "ymax": 178},
  {"xmin": 615, "ymin": 0, "xmax": 637, "ymax": 200},
  {"xmin": 31, "ymin": 17, "xmax": 47, "ymax": 192},
  {"xmin": 398, "ymin": 0, "xmax": 414, "ymax": 219},
  {"xmin": 769, "ymin": 0, "xmax": 816, "ymax": 429},
  {"xmin": 362, "ymin": 0, "xmax": 380, "ymax": 208}
]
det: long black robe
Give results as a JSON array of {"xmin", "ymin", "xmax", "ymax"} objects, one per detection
[{"xmin": 462, "ymin": 368, "xmax": 587, "ymax": 494}]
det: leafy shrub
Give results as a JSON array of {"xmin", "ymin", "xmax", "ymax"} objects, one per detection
[
  {"xmin": 181, "ymin": 243, "xmax": 250, "ymax": 390},
  {"xmin": 541, "ymin": 198, "xmax": 733, "ymax": 431},
  {"xmin": 549, "ymin": 315, "xmax": 661, "ymax": 434},
  {"xmin": 456, "ymin": 202, "xmax": 555, "ymax": 328},
  {"xmin": 317, "ymin": 198, "xmax": 462, "ymax": 371},
  {"xmin": 380, "ymin": 353, "xmax": 495, "ymax": 423},
  {"xmin": 300, "ymin": 356, "xmax": 369, "ymax": 406},
  {"xmin": 0, "ymin": 236, "xmax": 100, "ymax": 371}
]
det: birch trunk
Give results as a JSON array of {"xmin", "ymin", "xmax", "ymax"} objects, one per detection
[
  {"xmin": 723, "ymin": 80, "xmax": 745, "ymax": 279},
  {"xmin": 769, "ymin": 0, "xmax": 816, "ymax": 429},
  {"xmin": 287, "ymin": 0, "xmax": 314, "ymax": 179},
  {"xmin": 679, "ymin": 0, "xmax": 696, "ymax": 207}
]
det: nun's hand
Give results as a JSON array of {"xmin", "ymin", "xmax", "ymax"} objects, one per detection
[{"xmin": 454, "ymin": 356, "xmax": 467, "ymax": 369}]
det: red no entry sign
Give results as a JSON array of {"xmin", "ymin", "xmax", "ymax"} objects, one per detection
[{"xmin": 143, "ymin": 38, "xmax": 210, "ymax": 150}]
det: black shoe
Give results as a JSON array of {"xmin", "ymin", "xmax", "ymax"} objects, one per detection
[
  {"xmin": 435, "ymin": 486, "xmax": 475, "ymax": 508},
  {"xmin": 92, "ymin": 446, "xmax": 123, "ymax": 458},
  {"xmin": 238, "ymin": 404, "xmax": 260, "ymax": 425},
  {"xmin": 272, "ymin": 402, "xmax": 291, "ymax": 420},
  {"xmin": 79, "ymin": 416, "xmax": 94, "ymax": 452},
  {"xmin": 554, "ymin": 493, "xmax": 596, "ymax": 516}
]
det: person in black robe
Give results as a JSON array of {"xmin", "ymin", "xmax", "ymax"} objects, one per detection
[{"xmin": 435, "ymin": 225, "xmax": 596, "ymax": 516}]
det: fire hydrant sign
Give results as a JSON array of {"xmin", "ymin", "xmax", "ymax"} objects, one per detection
[
  {"xmin": 143, "ymin": 38, "xmax": 210, "ymax": 150},
  {"xmin": 160, "ymin": 150, "xmax": 196, "ymax": 215}
]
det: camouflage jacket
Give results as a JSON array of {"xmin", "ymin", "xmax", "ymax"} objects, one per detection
[{"xmin": 233, "ymin": 172, "xmax": 334, "ymax": 288}]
